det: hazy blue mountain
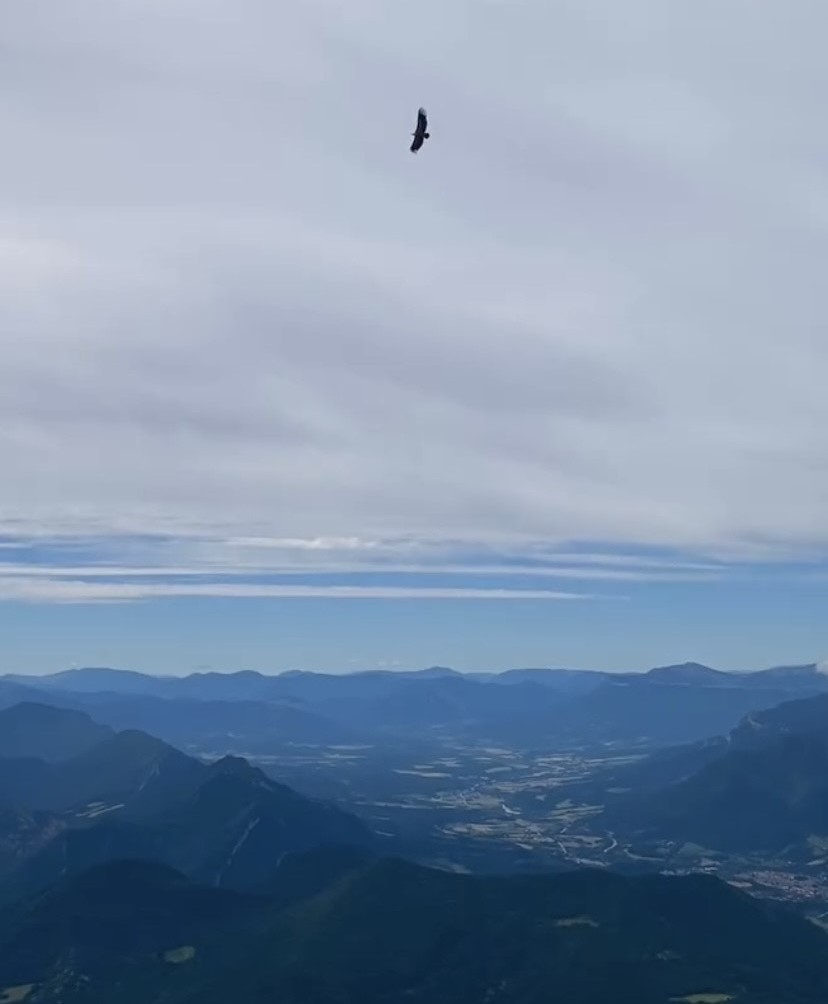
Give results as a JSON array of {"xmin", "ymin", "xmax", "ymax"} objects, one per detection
[
  {"xmin": 399, "ymin": 665, "xmax": 464, "ymax": 679},
  {"xmin": 5, "ymin": 667, "xmax": 299, "ymax": 701},
  {"xmin": 53, "ymin": 670, "xmax": 569, "ymax": 746},
  {"xmin": 5, "ymin": 667, "xmax": 171, "ymax": 695},
  {"xmin": 728, "ymin": 690, "xmax": 828, "ymax": 747},
  {"xmin": 592, "ymin": 689, "xmax": 828, "ymax": 802},
  {"xmin": 0, "ymin": 758, "xmax": 61, "ymax": 812},
  {"xmin": 600, "ymin": 691, "xmax": 828, "ymax": 853},
  {"xmin": 5, "ymin": 664, "xmax": 605, "ymax": 699},
  {"xmin": 636, "ymin": 662, "xmax": 828, "ymax": 691},
  {"xmin": 637, "ymin": 662, "xmax": 734, "ymax": 685},
  {"xmin": 0, "ymin": 706, "xmax": 375, "ymax": 898},
  {"xmin": 7, "ymin": 668, "xmax": 573, "ymax": 749},
  {"xmin": 750, "ymin": 663, "xmax": 828, "ymax": 687},
  {"xmin": 489, "ymin": 667, "xmax": 611, "ymax": 694},
  {"xmin": 0, "ymin": 728, "xmax": 203, "ymax": 815},
  {"xmin": 7, "ymin": 756, "xmax": 374, "ymax": 898},
  {"xmin": 0, "ymin": 679, "xmax": 50, "ymax": 710},
  {"xmin": 358, "ymin": 674, "xmax": 566, "ymax": 735},
  {"xmin": 3, "ymin": 854, "xmax": 828, "ymax": 1004},
  {"xmin": 613, "ymin": 731, "xmax": 828, "ymax": 853},
  {"xmin": 7, "ymin": 662, "xmax": 828, "ymax": 753},
  {"xmin": 0, "ymin": 703, "xmax": 114, "ymax": 762},
  {"xmin": 8, "ymin": 662, "xmax": 828, "ymax": 697},
  {"xmin": 58, "ymin": 693, "xmax": 361, "ymax": 751},
  {"xmin": 147, "ymin": 755, "xmax": 373, "ymax": 889},
  {"xmin": 539, "ymin": 673, "xmax": 810, "ymax": 747}
]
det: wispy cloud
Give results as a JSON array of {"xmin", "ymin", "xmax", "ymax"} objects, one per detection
[
  {"xmin": 0, "ymin": 531, "xmax": 730, "ymax": 605},
  {"xmin": 0, "ymin": 577, "xmax": 589, "ymax": 605},
  {"xmin": 0, "ymin": 560, "xmax": 721, "ymax": 584},
  {"xmin": 1, "ymin": 562, "xmax": 710, "ymax": 579}
]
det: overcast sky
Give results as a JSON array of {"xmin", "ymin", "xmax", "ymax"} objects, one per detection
[{"xmin": 1, "ymin": 0, "xmax": 826, "ymax": 671}]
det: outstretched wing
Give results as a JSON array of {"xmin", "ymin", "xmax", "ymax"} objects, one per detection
[
  {"xmin": 417, "ymin": 107, "xmax": 428, "ymax": 132},
  {"xmin": 410, "ymin": 133, "xmax": 423, "ymax": 153}
]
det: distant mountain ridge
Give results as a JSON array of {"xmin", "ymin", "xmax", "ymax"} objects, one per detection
[
  {"xmin": 8, "ymin": 661, "xmax": 826, "ymax": 700},
  {"xmin": 5, "ymin": 664, "xmax": 564, "ymax": 701},
  {"xmin": 614, "ymin": 661, "xmax": 828, "ymax": 688},
  {"xmin": 5, "ymin": 661, "xmax": 828, "ymax": 752}
]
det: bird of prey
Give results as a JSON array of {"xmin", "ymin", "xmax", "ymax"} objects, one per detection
[{"xmin": 410, "ymin": 107, "xmax": 430, "ymax": 153}]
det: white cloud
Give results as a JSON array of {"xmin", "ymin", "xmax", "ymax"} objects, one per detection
[
  {"xmin": 0, "ymin": 560, "xmax": 718, "ymax": 584},
  {"xmin": 0, "ymin": 576, "xmax": 589, "ymax": 605},
  {"xmin": 1, "ymin": 0, "xmax": 828, "ymax": 562}
]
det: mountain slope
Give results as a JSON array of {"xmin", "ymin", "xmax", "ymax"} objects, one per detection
[
  {"xmin": 0, "ymin": 727, "xmax": 204, "ymax": 815},
  {"xmin": 0, "ymin": 711, "xmax": 375, "ymax": 897},
  {"xmin": 729, "ymin": 691, "xmax": 828, "ymax": 747},
  {"xmin": 145, "ymin": 755, "xmax": 374, "ymax": 889},
  {"xmin": 0, "ymin": 808, "xmax": 65, "ymax": 886},
  {"xmin": 60, "ymin": 693, "xmax": 360, "ymax": 750},
  {"xmin": 543, "ymin": 674, "xmax": 808, "ymax": 747},
  {"xmin": 614, "ymin": 730, "xmax": 828, "ymax": 853},
  {"xmin": 600, "ymin": 691, "xmax": 828, "ymax": 853},
  {"xmin": 0, "ymin": 860, "xmax": 260, "ymax": 997},
  {"xmin": 0, "ymin": 679, "xmax": 52, "ymax": 711},
  {"xmin": 246, "ymin": 861, "xmax": 828, "ymax": 1004},
  {"xmin": 492, "ymin": 667, "xmax": 610, "ymax": 694},
  {"xmin": 0, "ymin": 704, "xmax": 113, "ymax": 763},
  {"xmin": 2, "ymin": 855, "xmax": 828, "ymax": 1004}
]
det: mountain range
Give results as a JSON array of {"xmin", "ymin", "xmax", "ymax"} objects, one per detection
[
  {"xmin": 4, "ymin": 662, "xmax": 828, "ymax": 752},
  {"xmin": 4, "ymin": 670, "xmax": 828, "ymax": 1002}
]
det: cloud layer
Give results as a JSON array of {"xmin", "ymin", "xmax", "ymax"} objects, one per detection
[{"xmin": 2, "ymin": 0, "xmax": 828, "ymax": 591}]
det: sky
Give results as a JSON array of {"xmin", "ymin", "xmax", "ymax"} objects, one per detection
[{"xmin": 1, "ymin": 0, "xmax": 827, "ymax": 674}]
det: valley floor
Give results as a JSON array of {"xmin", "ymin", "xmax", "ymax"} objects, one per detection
[{"xmin": 197, "ymin": 735, "xmax": 828, "ymax": 918}]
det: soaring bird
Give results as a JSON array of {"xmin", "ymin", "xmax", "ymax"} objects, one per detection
[{"xmin": 410, "ymin": 107, "xmax": 430, "ymax": 153}]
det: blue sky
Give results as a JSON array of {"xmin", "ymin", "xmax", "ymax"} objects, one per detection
[{"xmin": 1, "ymin": 1, "xmax": 827, "ymax": 675}]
